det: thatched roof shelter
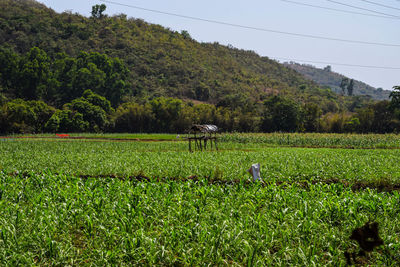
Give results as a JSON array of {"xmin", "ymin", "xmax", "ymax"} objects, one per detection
[
  {"xmin": 190, "ymin": 124, "xmax": 218, "ymax": 133},
  {"xmin": 187, "ymin": 124, "xmax": 219, "ymax": 152}
]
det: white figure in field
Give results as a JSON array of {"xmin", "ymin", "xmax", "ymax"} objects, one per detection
[{"xmin": 248, "ymin": 163, "xmax": 262, "ymax": 181}]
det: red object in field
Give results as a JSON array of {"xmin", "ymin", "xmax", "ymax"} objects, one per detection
[{"xmin": 56, "ymin": 134, "xmax": 70, "ymax": 138}]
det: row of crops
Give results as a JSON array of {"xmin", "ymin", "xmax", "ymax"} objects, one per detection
[
  {"xmin": 1, "ymin": 140, "xmax": 400, "ymax": 184},
  {"xmin": 0, "ymin": 134, "xmax": 400, "ymax": 265},
  {"xmin": 0, "ymin": 172, "xmax": 399, "ymax": 265},
  {"xmin": 3, "ymin": 132, "xmax": 400, "ymax": 148},
  {"xmin": 220, "ymin": 133, "xmax": 400, "ymax": 149}
]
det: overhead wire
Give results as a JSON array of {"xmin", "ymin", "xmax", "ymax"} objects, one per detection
[
  {"xmin": 358, "ymin": 0, "xmax": 400, "ymax": 11},
  {"xmin": 99, "ymin": 0, "xmax": 400, "ymax": 70},
  {"xmin": 280, "ymin": 0, "xmax": 399, "ymax": 19},
  {"xmin": 271, "ymin": 57, "xmax": 400, "ymax": 70},
  {"xmin": 99, "ymin": 0, "xmax": 400, "ymax": 47},
  {"xmin": 326, "ymin": 0, "xmax": 400, "ymax": 18}
]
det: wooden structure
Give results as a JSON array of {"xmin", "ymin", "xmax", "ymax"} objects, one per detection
[{"xmin": 188, "ymin": 124, "xmax": 218, "ymax": 152}]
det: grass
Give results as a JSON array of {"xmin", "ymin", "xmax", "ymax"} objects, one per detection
[{"xmin": 0, "ymin": 133, "xmax": 400, "ymax": 265}]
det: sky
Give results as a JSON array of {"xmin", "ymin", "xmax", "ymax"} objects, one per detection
[{"xmin": 39, "ymin": 0, "xmax": 400, "ymax": 90}]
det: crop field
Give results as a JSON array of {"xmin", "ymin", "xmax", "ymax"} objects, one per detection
[
  {"xmin": 219, "ymin": 133, "xmax": 400, "ymax": 149},
  {"xmin": 0, "ymin": 133, "xmax": 400, "ymax": 265}
]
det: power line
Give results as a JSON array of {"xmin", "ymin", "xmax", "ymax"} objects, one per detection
[
  {"xmin": 281, "ymin": 0, "xmax": 399, "ymax": 19},
  {"xmin": 100, "ymin": 0, "xmax": 400, "ymax": 47},
  {"xmin": 100, "ymin": 0, "xmax": 400, "ymax": 70},
  {"xmin": 326, "ymin": 0, "xmax": 400, "ymax": 18},
  {"xmin": 358, "ymin": 0, "xmax": 400, "ymax": 11},
  {"xmin": 272, "ymin": 57, "xmax": 400, "ymax": 70}
]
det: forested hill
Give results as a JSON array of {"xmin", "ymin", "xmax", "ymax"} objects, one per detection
[
  {"xmin": 0, "ymin": 0, "xmax": 347, "ymax": 111},
  {"xmin": 284, "ymin": 62, "xmax": 391, "ymax": 100},
  {"xmin": 5, "ymin": 0, "xmax": 398, "ymax": 135}
]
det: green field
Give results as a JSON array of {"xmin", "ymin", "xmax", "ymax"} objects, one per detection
[
  {"xmin": 0, "ymin": 134, "xmax": 399, "ymax": 265},
  {"xmin": 4, "ymin": 132, "xmax": 400, "ymax": 148}
]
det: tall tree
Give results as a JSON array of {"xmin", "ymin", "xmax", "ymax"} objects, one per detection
[
  {"xmin": 17, "ymin": 47, "xmax": 50, "ymax": 100},
  {"xmin": 261, "ymin": 95, "xmax": 301, "ymax": 132},
  {"xmin": 390, "ymin": 86, "xmax": 400, "ymax": 109},
  {"xmin": 323, "ymin": 65, "xmax": 332, "ymax": 72},
  {"xmin": 0, "ymin": 47, "xmax": 18, "ymax": 95},
  {"xmin": 340, "ymin": 78, "xmax": 349, "ymax": 96},
  {"xmin": 370, "ymin": 101, "xmax": 396, "ymax": 133},
  {"xmin": 91, "ymin": 4, "xmax": 106, "ymax": 19},
  {"xmin": 302, "ymin": 103, "xmax": 322, "ymax": 132},
  {"xmin": 347, "ymin": 79, "xmax": 354, "ymax": 96}
]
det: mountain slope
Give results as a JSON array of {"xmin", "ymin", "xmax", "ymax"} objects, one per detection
[
  {"xmin": 284, "ymin": 62, "xmax": 390, "ymax": 100},
  {"xmin": 0, "ymin": 0, "xmax": 359, "ymax": 112}
]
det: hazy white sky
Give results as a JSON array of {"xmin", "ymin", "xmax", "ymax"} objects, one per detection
[{"xmin": 40, "ymin": 0, "xmax": 399, "ymax": 90}]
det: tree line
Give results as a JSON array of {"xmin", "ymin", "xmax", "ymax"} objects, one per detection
[
  {"xmin": 1, "ymin": 85, "xmax": 400, "ymax": 134},
  {"xmin": 1, "ymin": 46, "xmax": 400, "ymax": 134}
]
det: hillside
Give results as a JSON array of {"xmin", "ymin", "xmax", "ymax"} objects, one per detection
[
  {"xmin": 4, "ymin": 0, "xmax": 396, "ymax": 135},
  {"xmin": 0, "ymin": 0, "xmax": 353, "ymax": 112},
  {"xmin": 284, "ymin": 62, "xmax": 391, "ymax": 100}
]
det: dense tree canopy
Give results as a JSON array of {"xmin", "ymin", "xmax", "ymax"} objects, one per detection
[
  {"xmin": 0, "ymin": 1, "xmax": 398, "ymax": 134},
  {"xmin": 261, "ymin": 96, "xmax": 301, "ymax": 132},
  {"xmin": 44, "ymin": 90, "xmax": 113, "ymax": 133},
  {"xmin": 0, "ymin": 47, "xmax": 129, "ymax": 106},
  {"xmin": 0, "ymin": 99, "xmax": 54, "ymax": 133}
]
